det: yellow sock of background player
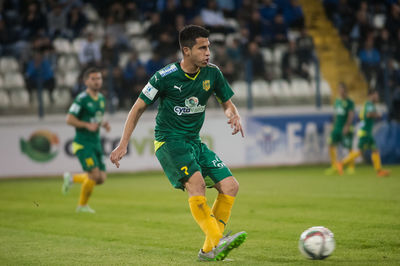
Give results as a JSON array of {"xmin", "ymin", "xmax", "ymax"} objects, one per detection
[
  {"xmin": 78, "ymin": 178, "xmax": 96, "ymax": 206},
  {"xmin": 371, "ymin": 151, "xmax": 382, "ymax": 171},
  {"xmin": 342, "ymin": 150, "xmax": 361, "ymax": 166},
  {"xmin": 329, "ymin": 146, "xmax": 337, "ymax": 168},
  {"xmin": 202, "ymin": 194, "xmax": 235, "ymax": 252},
  {"xmin": 189, "ymin": 196, "xmax": 222, "ymax": 253},
  {"xmin": 73, "ymin": 173, "xmax": 88, "ymax": 183}
]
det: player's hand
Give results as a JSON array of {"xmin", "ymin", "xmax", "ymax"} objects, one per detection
[
  {"xmin": 110, "ymin": 145, "xmax": 127, "ymax": 168},
  {"xmin": 102, "ymin": 121, "xmax": 111, "ymax": 132},
  {"xmin": 227, "ymin": 115, "xmax": 244, "ymax": 137},
  {"xmin": 86, "ymin": 122, "xmax": 99, "ymax": 132}
]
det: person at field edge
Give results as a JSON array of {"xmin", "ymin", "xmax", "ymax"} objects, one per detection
[
  {"xmin": 62, "ymin": 68, "xmax": 111, "ymax": 213},
  {"xmin": 325, "ymin": 82, "xmax": 356, "ymax": 175},
  {"xmin": 337, "ymin": 89, "xmax": 390, "ymax": 177},
  {"xmin": 110, "ymin": 25, "xmax": 247, "ymax": 261}
]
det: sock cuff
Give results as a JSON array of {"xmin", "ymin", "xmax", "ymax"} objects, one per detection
[
  {"xmin": 189, "ymin": 195, "xmax": 206, "ymax": 203},
  {"xmin": 217, "ymin": 193, "xmax": 235, "ymax": 204}
]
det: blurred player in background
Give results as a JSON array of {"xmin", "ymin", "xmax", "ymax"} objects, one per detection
[
  {"xmin": 62, "ymin": 68, "xmax": 111, "ymax": 213},
  {"xmin": 110, "ymin": 25, "xmax": 247, "ymax": 261},
  {"xmin": 337, "ymin": 89, "xmax": 390, "ymax": 177},
  {"xmin": 325, "ymin": 82, "xmax": 355, "ymax": 175}
]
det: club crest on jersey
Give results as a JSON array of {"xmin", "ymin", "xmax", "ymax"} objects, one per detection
[
  {"xmin": 174, "ymin": 96, "xmax": 205, "ymax": 116},
  {"xmin": 203, "ymin": 80, "xmax": 210, "ymax": 91}
]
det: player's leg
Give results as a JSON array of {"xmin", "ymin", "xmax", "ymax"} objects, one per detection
[
  {"xmin": 155, "ymin": 140, "xmax": 222, "ymax": 257},
  {"xmin": 76, "ymin": 167, "xmax": 98, "ymax": 213},
  {"xmin": 343, "ymin": 132, "xmax": 355, "ymax": 174},
  {"xmin": 198, "ymin": 144, "xmax": 246, "ymax": 260},
  {"xmin": 325, "ymin": 131, "xmax": 339, "ymax": 175},
  {"xmin": 369, "ymin": 137, "xmax": 390, "ymax": 177}
]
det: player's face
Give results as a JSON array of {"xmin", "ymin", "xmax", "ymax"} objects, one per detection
[
  {"xmin": 189, "ymin": 37, "xmax": 210, "ymax": 68},
  {"xmin": 85, "ymin": 72, "xmax": 103, "ymax": 91},
  {"xmin": 371, "ymin": 91, "xmax": 379, "ymax": 103},
  {"xmin": 338, "ymin": 85, "xmax": 346, "ymax": 98}
]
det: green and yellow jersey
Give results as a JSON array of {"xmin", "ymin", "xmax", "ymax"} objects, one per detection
[
  {"xmin": 68, "ymin": 91, "xmax": 106, "ymax": 144},
  {"xmin": 139, "ymin": 62, "xmax": 234, "ymax": 144},
  {"xmin": 358, "ymin": 101, "xmax": 376, "ymax": 137},
  {"xmin": 332, "ymin": 97, "xmax": 355, "ymax": 131}
]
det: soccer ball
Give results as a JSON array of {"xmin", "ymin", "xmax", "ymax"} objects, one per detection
[{"xmin": 298, "ymin": 226, "xmax": 335, "ymax": 260}]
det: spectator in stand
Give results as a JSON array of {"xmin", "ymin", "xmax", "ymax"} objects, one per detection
[
  {"xmin": 21, "ymin": 2, "xmax": 47, "ymax": 40},
  {"xmin": 130, "ymin": 64, "xmax": 149, "ymax": 106},
  {"xmin": 47, "ymin": 4, "xmax": 69, "ymax": 39},
  {"xmin": 349, "ymin": 4, "xmax": 373, "ymax": 46},
  {"xmin": 259, "ymin": 0, "xmax": 278, "ymax": 24},
  {"xmin": 67, "ymin": 6, "xmax": 87, "ymax": 39},
  {"xmin": 226, "ymin": 38, "xmax": 243, "ymax": 71},
  {"xmin": 213, "ymin": 45, "xmax": 236, "ymax": 83},
  {"xmin": 375, "ymin": 28, "xmax": 394, "ymax": 58},
  {"xmin": 155, "ymin": 31, "xmax": 177, "ymax": 62},
  {"xmin": 101, "ymin": 35, "xmax": 119, "ymax": 68},
  {"xmin": 281, "ymin": 41, "xmax": 310, "ymax": 82},
  {"xmin": 245, "ymin": 41, "xmax": 271, "ymax": 81},
  {"xmin": 296, "ymin": 28, "xmax": 315, "ymax": 65},
  {"xmin": 145, "ymin": 13, "xmax": 165, "ymax": 48},
  {"xmin": 25, "ymin": 52, "xmax": 56, "ymax": 104},
  {"xmin": 104, "ymin": 15, "xmax": 130, "ymax": 51},
  {"xmin": 237, "ymin": 0, "xmax": 257, "ymax": 23},
  {"xmin": 217, "ymin": 0, "xmax": 237, "ymax": 18},
  {"xmin": 125, "ymin": 2, "xmax": 141, "ymax": 21},
  {"xmin": 177, "ymin": 0, "xmax": 200, "ymax": 24},
  {"xmin": 283, "ymin": 0, "xmax": 304, "ymax": 29},
  {"xmin": 145, "ymin": 51, "xmax": 165, "ymax": 76},
  {"xmin": 161, "ymin": 0, "xmax": 179, "ymax": 27},
  {"xmin": 385, "ymin": 4, "xmax": 400, "ymax": 40},
  {"xmin": 358, "ymin": 38, "xmax": 381, "ymax": 85},
  {"xmin": 78, "ymin": 32, "xmax": 101, "ymax": 68},
  {"xmin": 0, "ymin": 17, "xmax": 17, "ymax": 57},
  {"xmin": 123, "ymin": 51, "xmax": 143, "ymax": 94},
  {"xmin": 271, "ymin": 14, "xmax": 288, "ymax": 44},
  {"xmin": 247, "ymin": 10, "xmax": 269, "ymax": 45},
  {"xmin": 389, "ymin": 85, "xmax": 400, "ymax": 122},
  {"xmin": 200, "ymin": 0, "xmax": 233, "ymax": 34}
]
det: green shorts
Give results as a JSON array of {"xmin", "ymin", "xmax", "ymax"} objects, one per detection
[
  {"xmin": 329, "ymin": 129, "xmax": 353, "ymax": 149},
  {"xmin": 155, "ymin": 139, "xmax": 232, "ymax": 190},
  {"xmin": 73, "ymin": 141, "xmax": 106, "ymax": 172},
  {"xmin": 358, "ymin": 135, "xmax": 376, "ymax": 150}
]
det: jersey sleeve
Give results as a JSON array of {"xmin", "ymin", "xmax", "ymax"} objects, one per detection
[
  {"xmin": 68, "ymin": 96, "xmax": 83, "ymax": 118},
  {"xmin": 139, "ymin": 72, "xmax": 163, "ymax": 105},
  {"xmin": 213, "ymin": 68, "xmax": 234, "ymax": 103}
]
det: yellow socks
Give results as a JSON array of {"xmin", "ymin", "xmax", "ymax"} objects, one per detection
[
  {"xmin": 189, "ymin": 196, "xmax": 222, "ymax": 252},
  {"xmin": 371, "ymin": 151, "xmax": 382, "ymax": 171},
  {"xmin": 78, "ymin": 178, "xmax": 96, "ymax": 206},
  {"xmin": 202, "ymin": 194, "xmax": 235, "ymax": 252},
  {"xmin": 343, "ymin": 150, "xmax": 361, "ymax": 166},
  {"xmin": 73, "ymin": 173, "xmax": 88, "ymax": 183},
  {"xmin": 329, "ymin": 146, "xmax": 337, "ymax": 168}
]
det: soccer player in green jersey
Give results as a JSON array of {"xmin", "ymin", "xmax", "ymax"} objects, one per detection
[
  {"xmin": 337, "ymin": 89, "xmax": 390, "ymax": 177},
  {"xmin": 62, "ymin": 68, "xmax": 111, "ymax": 213},
  {"xmin": 110, "ymin": 25, "xmax": 247, "ymax": 261},
  {"xmin": 325, "ymin": 82, "xmax": 356, "ymax": 175}
]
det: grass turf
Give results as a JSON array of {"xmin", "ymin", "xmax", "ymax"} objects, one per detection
[{"xmin": 0, "ymin": 165, "xmax": 399, "ymax": 265}]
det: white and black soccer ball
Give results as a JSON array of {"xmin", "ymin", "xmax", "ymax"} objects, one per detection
[{"xmin": 298, "ymin": 226, "xmax": 335, "ymax": 260}]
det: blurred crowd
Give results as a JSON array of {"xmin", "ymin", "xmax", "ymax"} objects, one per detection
[
  {"xmin": 1, "ymin": 0, "xmax": 315, "ymax": 111},
  {"xmin": 324, "ymin": 0, "xmax": 400, "ymax": 103}
]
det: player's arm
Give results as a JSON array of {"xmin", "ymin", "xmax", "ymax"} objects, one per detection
[
  {"xmin": 220, "ymin": 99, "xmax": 244, "ymax": 137},
  {"xmin": 110, "ymin": 98, "xmax": 148, "ymax": 168},
  {"xmin": 101, "ymin": 121, "xmax": 111, "ymax": 132},
  {"xmin": 343, "ymin": 109, "xmax": 354, "ymax": 134},
  {"xmin": 66, "ymin": 113, "xmax": 99, "ymax": 132}
]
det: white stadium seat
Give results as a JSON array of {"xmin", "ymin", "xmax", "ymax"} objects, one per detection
[
  {"xmin": 0, "ymin": 90, "xmax": 10, "ymax": 107},
  {"xmin": 4, "ymin": 72, "xmax": 25, "ymax": 90},
  {"xmin": 0, "ymin": 57, "xmax": 19, "ymax": 73},
  {"xmin": 10, "ymin": 89, "xmax": 29, "ymax": 107},
  {"xmin": 126, "ymin": 21, "xmax": 144, "ymax": 36},
  {"xmin": 53, "ymin": 38, "xmax": 72, "ymax": 54},
  {"xmin": 53, "ymin": 88, "xmax": 71, "ymax": 107},
  {"xmin": 64, "ymin": 71, "xmax": 80, "ymax": 88}
]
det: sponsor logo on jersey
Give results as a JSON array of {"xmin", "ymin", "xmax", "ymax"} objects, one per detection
[
  {"xmin": 142, "ymin": 82, "xmax": 158, "ymax": 101},
  {"xmin": 203, "ymin": 80, "xmax": 210, "ymax": 91},
  {"xmin": 174, "ymin": 96, "xmax": 205, "ymax": 115},
  {"xmin": 158, "ymin": 64, "xmax": 178, "ymax": 77}
]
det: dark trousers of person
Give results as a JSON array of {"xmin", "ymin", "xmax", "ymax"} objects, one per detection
[{"xmin": 26, "ymin": 78, "xmax": 55, "ymax": 103}]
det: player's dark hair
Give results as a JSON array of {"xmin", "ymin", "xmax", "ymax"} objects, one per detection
[
  {"xmin": 179, "ymin": 25, "xmax": 210, "ymax": 50},
  {"xmin": 83, "ymin": 67, "xmax": 101, "ymax": 81}
]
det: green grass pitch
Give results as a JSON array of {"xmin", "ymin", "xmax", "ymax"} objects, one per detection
[{"xmin": 0, "ymin": 165, "xmax": 399, "ymax": 265}]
